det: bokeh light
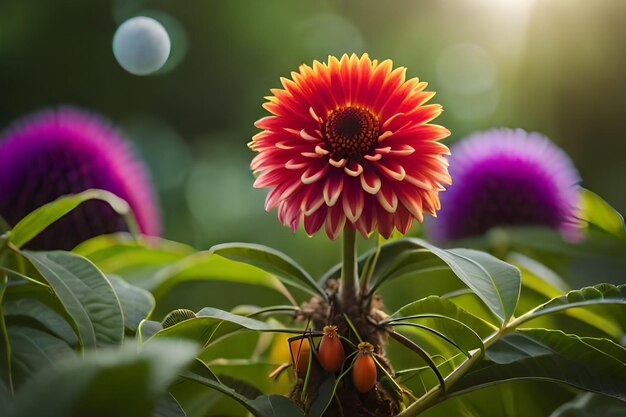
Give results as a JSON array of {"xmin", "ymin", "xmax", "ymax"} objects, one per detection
[{"xmin": 113, "ymin": 16, "xmax": 171, "ymax": 75}]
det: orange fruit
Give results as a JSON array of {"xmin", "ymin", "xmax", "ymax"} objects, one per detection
[
  {"xmin": 352, "ymin": 342, "xmax": 377, "ymax": 393},
  {"xmin": 289, "ymin": 337, "xmax": 310, "ymax": 376},
  {"xmin": 318, "ymin": 325, "xmax": 345, "ymax": 373}
]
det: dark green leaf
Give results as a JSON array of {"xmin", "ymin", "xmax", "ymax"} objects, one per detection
[
  {"xmin": 308, "ymin": 375, "xmax": 335, "ymax": 417},
  {"xmin": 4, "ymin": 297, "xmax": 78, "ymax": 345},
  {"xmin": 387, "ymin": 295, "xmax": 496, "ymax": 339},
  {"xmin": 359, "ymin": 238, "xmax": 522, "ymax": 323},
  {"xmin": 0, "ymin": 272, "xmax": 13, "ymax": 394},
  {"xmin": 179, "ymin": 360, "xmax": 303, "ymax": 417},
  {"xmin": 9, "ymin": 189, "xmax": 139, "ymax": 249},
  {"xmin": 420, "ymin": 380, "xmax": 575, "ymax": 417},
  {"xmin": 550, "ymin": 393, "xmax": 626, "ymax": 417},
  {"xmin": 516, "ymin": 284, "xmax": 626, "ymax": 327},
  {"xmin": 248, "ymin": 395, "xmax": 304, "ymax": 417},
  {"xmin": 8, "ymin": 325, "xmax": 75, "ymax": 386},
  {"xmin": 210, "ymin": 242, "xmax": 326, "ymax": 300},
  {"xmin": 23, "ymin": 251, "xmax": 124, "ymax": 348},
  {"xmin": 107, "ymin": 275, "xmax": 155, "ymax": 333},
  {"xmin": 451, "ymin": 328, "xmax": 626, "ymax": 400},
  {"xmin": 13, "ymin": 339, "xmax": 197, "ymax": 417},
  {"xmin": 218, "ymin": 374, "xmax": 263, "ymax": 400},
  {"xmin": 152, "ymin": 394, "xmax": 186, "ymax": 417}
]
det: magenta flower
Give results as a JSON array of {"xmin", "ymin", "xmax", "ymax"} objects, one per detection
[
  {"xmin": 427, "ymin": 128, "xmax": 581, "ymax": 243},
  {"xmin": 0, "ymin": 107, "xmax": 160, "ymax": 249}
]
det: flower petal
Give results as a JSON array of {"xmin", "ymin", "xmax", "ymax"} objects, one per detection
[
  {"xmin": 323, "ymin": 173, "xmax": 344, "ymax": 206},
  {"xmin": 342, "ymin": 180, "xmax": 364, "ymax": 223},
  {"xmin": 344, "ymin": 161, "xmax": 363, "ymax": 177},
  {"xmin": 304, "ymin": 206, "xmax": 327, "ymax": 235},
  {"xmin": 301, "ymin": 163, "xmax": 329, "ymax": 184},
  {"xmin": 377, "ymin": 160, "xmax": 406, "ymax": 181},
  {"xmin": 376, "ymin": 186, "xmax": 398, "ymax": 213},
  {"xmin": 360, "ymin": 170, "xmax": 382, "ymax": 194},
  {"xmin": 325, "ymin": 206, "xmax": 346, "ymax": 240}
]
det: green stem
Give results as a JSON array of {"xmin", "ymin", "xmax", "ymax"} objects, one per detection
[
  {"xmin": 340, "ymin": 227, "xmax": 359, "ymax": 306},
  {"xmin": 0, "ymin": 271, "xmax": 13, "ymax": 395},
  {"xmin": 396, "ymin": 330, "xmax": 505, "ymax": 417}
]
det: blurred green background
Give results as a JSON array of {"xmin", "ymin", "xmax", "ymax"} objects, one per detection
[{"xmin": 0, "ymin": 0, "xmax": 624, "ymax": 278}]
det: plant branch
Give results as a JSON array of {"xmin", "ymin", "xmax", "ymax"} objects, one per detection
[{"xmin": 396, "ymin": 330, "xmax": 504, "ymax": 417}]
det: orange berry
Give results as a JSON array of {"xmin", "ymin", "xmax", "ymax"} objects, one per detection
[
  {"xmin": 289, "ymin": 337, "xmax": 310, "ymax": 376},
  {"xmin": 318, "ymin": 325, "xmax": 345, "ymax": 373},
  {"xmin": 352, "ymin": 342, "xmax": 377, "ymax": 393}
]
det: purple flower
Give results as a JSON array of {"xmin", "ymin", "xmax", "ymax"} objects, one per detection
[
  {"xmin": 0, "ymin": 107, "xmax": 160, "ymax": 249},
  {"xmin": 426, "ymin": 128, "xmax": 581, "ymax": 243}
]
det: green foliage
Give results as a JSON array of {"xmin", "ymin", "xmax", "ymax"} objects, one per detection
[
  {"xmin": 23, "ymin": 251, "xmax": 125, "ymax": 348},
  {"xmin": 9, "ymin": 189, "xmax": 139, "ymax": 249},
  {"xmin": 209, "ymin": 243, "xmax": 327, "ymax": 300},
  {"xmin": 12, "ymin": 339, "xmax": 198, "ymax": 417},
  {"xmin": 580, "ymin": 188, "xmax": 626, "ymax": 238},
  {"xmin": 451, "ymin": 328, "xmax": 626, "ymax": 400},
  {"xmin": 0, "ymin": 191, "xmax": 624, "ymax": 416}
]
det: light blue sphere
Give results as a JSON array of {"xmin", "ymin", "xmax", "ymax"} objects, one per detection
[{"xmin": 113, "ymin": 16, "xmax": 171, "ymax": 76}]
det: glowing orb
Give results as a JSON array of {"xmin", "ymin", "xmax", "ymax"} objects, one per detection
[{"xmin": 113, "ymin": 16, "xmax": 171, "ymax": 76}]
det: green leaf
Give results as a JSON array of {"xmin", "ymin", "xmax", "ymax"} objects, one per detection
[
  {"xmin": 13, "ymin": 339, "xmax": 198, "ymax": 417},
  {"xmin": 4, "ymin": 297, "xmax": 78, "ymax": 345},
  {"xmin": 138, "ymin": 320, "xmax": 163, "ymax": 345},
  {"xmin": 179, "ymin": 361, "xmax": 303, "ymax": 417},
  {"xmin": 501, "ymin": 226, "xmax": 626, "ymax": 259},
  {"xmin": 204, "ymin": 358, "xmax": 290, "ymax": 398},
  {"xmin": 74, "ymin": 234, "xmax": 194, "ymax": 286},
  {"xmin": 355, "ymin": 238, "xmax": 522, "ymax": 323},
  {"xmin": 580, "ymin": 188, "xmax": 626, "ymax": 238},
  {"xmin": 152, "ymin": 394, "xmax": 186, "ymax": 417},
  {"xmin": 406, "ymin": 239, "xmax": 521, "ymax": 323},
  {"xmin": 451, "ymin": 328, "xmax": 626, "ymax": 400},
  {"xmin": 550, "ymin": 393, "xmax": 626, "ymax": 417},
  {"xmin": 151, "ymin": 307, "xmax": 298, "ymax": 348},
  {"xmin": 309, "ymin": 375, "xmax": 335, "ymax": 417},
  {"xmin": 107, "ymin": 275, "xmax": 155, "ymax": 333},
  {"xmin": 368, "ymin": 248, "xmax": 445, "ymax": 294},
  {"xmin": 505, "ymin": 253, "xmax": 623, "ymax": 339},
  {"xmin": 516, "ymin": 284, "xmax": 626, "ymax": 327},
  {"xmin": 9, "ymin": 189, "xmax": 139, "ymax": 249},
  {"xmin": 0, "ymin": 272, "xmax": 13, "ymax": 394},
  {"xmin": 149, "ymin": 251, "xmax": 296, "ymax": 304},
  {"xmin": 218, "ymin": 374, "xmax": 263, "ymax": 400},
  {"xmin": 385, "ymin": 296, "xmax": 492, "ymax": 369},
  {"xmin": 420, "ymin": 380, "xmax": 575, "ymax": 417},
  {"xmin": 210, "ymin": 242, "xmax": 326, "ymax": 300},
  {"xmin": 319, "ymin": 239, "xmax": 443, "ymax": 291},
  {"xmin": 8, "ymin": 325, "xmax": 75, "ymax": 386},
  {"xmin": 248, "ymin": 394, "xmax": 304, "ymax": 417},
  {"xmin": 23, "ymin": 251, "xmax": 124, "ymax": 348}
]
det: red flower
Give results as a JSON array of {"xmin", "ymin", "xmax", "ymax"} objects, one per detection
[{"xmin": 250, "ymin": 54, "xmax": 451, "ymax": 239}]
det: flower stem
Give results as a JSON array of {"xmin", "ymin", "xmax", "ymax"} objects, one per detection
[{"xmin": 340, "ymin": 227, "xmax": 359, "ymax": 306}]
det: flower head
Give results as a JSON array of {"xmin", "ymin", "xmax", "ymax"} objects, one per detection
[
  {"xmin": 250, "ymin": 54, "xmax": 451, "ymax": 239},
  {"xmin": 0, "ymin": 107, "xmax": 160, "ymax": 249},
  {"xmin": 426, "ymin": 128, "xmax": 581, "ymax": 243}
]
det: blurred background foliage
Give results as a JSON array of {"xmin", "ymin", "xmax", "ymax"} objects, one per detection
[{"xmin": 0, "ymin": 0, "xmax": 624, "ymax": 280}]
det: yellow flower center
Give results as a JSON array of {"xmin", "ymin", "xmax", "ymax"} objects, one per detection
[{"xmin": 323, "ymin": 107, "xmax": 379, "ymax": 159}]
